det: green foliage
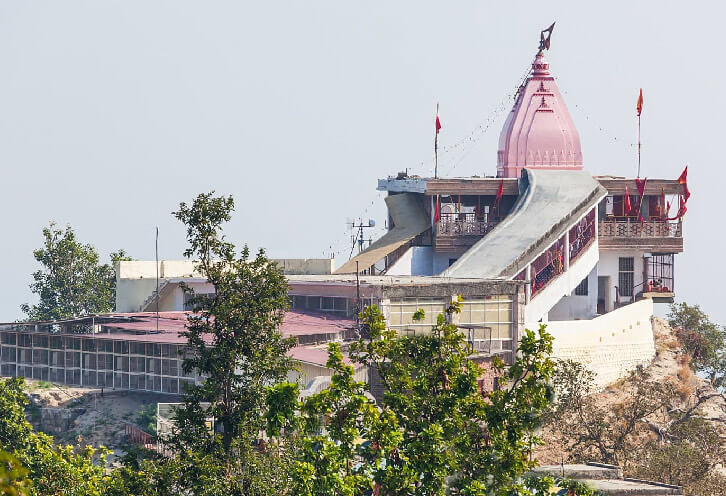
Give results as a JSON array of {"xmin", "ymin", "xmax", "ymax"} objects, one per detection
[
  {"xmin": 0, "ymin": 377, "xmax": 109, "ymax": 496},
  {"xmin": 265, "ymin": 382, "xmax": 299, "ymax": 438},
  {"xmin": 136, "ymin": 404, "xmax": 157, "ymax": 436},
  {"xmin": 21, "ymin": 222, "xmax": 130, "ymax": 320},
  {"xmin": 291, "ymin": 342, "xmax": 385, "ymax": 496},
  {"xmin": 289, "ymin": 304, "xmax": 556, "ymax": 496},
  {"xmin": 166, "ymin": 192, "xmax": 296, "ymax": 494},
  {"xmin": 0, "ymin": 450, "xmax": 32, "ymax": 496},
  {"xmin": 668, "ymin": 302, "xmax": 726, "ymax": 389}
]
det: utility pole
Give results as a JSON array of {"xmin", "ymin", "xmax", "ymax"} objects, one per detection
[
  {"xmin": 155, "ymin": 227, "xmax": 159, "ymax": 335},
  {"xmin": 355, "ymin": 260, "xmax": 361, "ymax": 338}
]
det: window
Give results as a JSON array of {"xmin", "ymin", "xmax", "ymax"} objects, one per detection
[
  {"xmin": 618, "ymin": 257, "xmax": 634, "ymax": 297},
  {"xmin": 290, "ymin": 295, "xmax": 353, "ymax": 315},
  {"xmin": 574, "ymin": 277, "xmax": 588, "ymax": 296},
  {"xmin": 184, "ymin": 292, "xmax": 216, "ymax": 311}
]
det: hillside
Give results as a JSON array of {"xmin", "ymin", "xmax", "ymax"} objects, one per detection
[{"xmin": 535, "ymin": 317, "xmax": 726, "ymax": 493}]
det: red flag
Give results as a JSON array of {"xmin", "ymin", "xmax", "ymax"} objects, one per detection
[
  {"xmin": 635, "ymin": 177, "xmax": 647, "ymax": 198},
  {"xmin": 493, "ymin": 179, "xmax": 504, "ymax": 212},
  {"xmin": 634, "ymin": 177, "xmax": 647, "ymax": 218},
  {"xmin": 434, "ymin": 195, "xmax": 440, "ymax": 223},
  {"xmin": 678, "ymin": 166, "xmax": 690, "ymax": 201},
  {"xmin": 636, "ymin": 88, "xmax": 643, "ymax": 117},
  {"xmin": 660, "ymin": 187, "xmax": 666, "ymax": 220},
  {"xmin": 667, "ymin": 195, "xmax": 687, "ymax": 220},
  {"xmin": 495, "ymin": 179, "xmax": 504, "ymax": 202},
  {"xmin": 624, "ymin": 186, "xmax": 632, "ymax": 214},
  {"xmin": 435, "ymin": 109, "xmax": 441, "ymax": 134}
]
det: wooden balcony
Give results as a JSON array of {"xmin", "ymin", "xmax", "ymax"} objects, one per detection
[
  {"xmin": 598, "ymin": 220, "xmax": 683, "ymax": 252},
  {"xmin": 433, "ymin": 215, "xmax": 499, "ymax": 252}
]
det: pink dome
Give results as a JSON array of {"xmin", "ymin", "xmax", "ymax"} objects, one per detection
[{"xmin": 497, "ymin": 52, "xmax": 583, "ymax": 178}]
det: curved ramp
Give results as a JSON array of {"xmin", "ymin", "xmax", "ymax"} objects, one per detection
[
  {"xmin": 443, "ymin": 169, "xmax": 606, "ymax": 279},
  {"xmin": 335, "ymin": 193, "xmax": 429, "ymax": 274}
]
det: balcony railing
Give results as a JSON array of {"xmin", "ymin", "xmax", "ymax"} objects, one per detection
[
  {"xmin": 436, "ymin": 213, "xmax": 499, "ymax": 237},
  {"xmin": 599, "ymin": 220, "xmax": 682, "ymax": 238},
  {"xmin": 531, "ymin": 235, "xmax": 566, "ymax": 298},
  {"xmin": 570, "ymin": 208, "xmax": 596, "ymax": 264}
]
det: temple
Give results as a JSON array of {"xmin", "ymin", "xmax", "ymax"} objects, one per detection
[{"xmin": 0, "ymin": 28, "xmax": 688, "ymax": 395}]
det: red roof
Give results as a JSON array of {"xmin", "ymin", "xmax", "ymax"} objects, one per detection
[
  {"xmin": 98, "ymin": 310, "xmax": 354, "ymax": 343},
  {"xmin": 287, "ymin": 345, "xmax": 357, "ymax": 367}
]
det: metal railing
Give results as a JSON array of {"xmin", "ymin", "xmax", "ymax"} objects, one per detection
[
  {"xmin": 531, "ymin": 236, "xmax": 566, "ymax": 298},
  {"xmin": 570, "ymin": 208, "xmax": 596, "ymax": 263},
  {"xmin": 436, "ymin": 213, "xmax": 499, "ymax": 237},
  {"xmin": 599, "ymin": 220, "xmax": 682, "ymax": 238}
]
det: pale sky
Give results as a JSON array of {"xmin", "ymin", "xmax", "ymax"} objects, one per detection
[{"xmin": 0, "ymin": 1, "xmax": 720, "ymax": 323}]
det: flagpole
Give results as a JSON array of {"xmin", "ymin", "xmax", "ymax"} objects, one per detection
[
  {"xmin": 637, "ymin": 114, "xmax": 641, "ymax": 178},
  {"xmin": 434, "ymin": 103, "xmax": 439, "ymax": 179}
]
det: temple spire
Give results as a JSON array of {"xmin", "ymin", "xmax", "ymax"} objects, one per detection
[{"xmin": 496, "ymin": 23, "xmax": 582, "ymax": 178}]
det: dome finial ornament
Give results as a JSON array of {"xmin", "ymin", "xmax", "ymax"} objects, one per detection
[{"xmin": 539, "ymin": 22, "xmax": 556, "ymax": 53}]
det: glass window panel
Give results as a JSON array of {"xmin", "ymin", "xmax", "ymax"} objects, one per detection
[
  {"xmin": 498, "ymin": 305, "xmax": 512, "ymax": 323},
  {"xmin": 83, "ymin": 353, "xmax": 96, "ymax": 370},
  {"xmin": 484, "ymin": 305, "xmax": 500, "ymax": 323},
  {"xmin": 168, "ymin": 359, "xmax": 179, "ymax": 377}
]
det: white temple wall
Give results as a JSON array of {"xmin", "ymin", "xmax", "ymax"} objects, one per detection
[
  {"xmin": 524, "ymin": 239, "xmax": 599, "ymax": 323},
  {"xmin": 386, "ymin": 246, "xmax": 433, "ymax": 276},
  {"xmin": 532, "ymin": 298, "xmax": 655, "ymax": 389},
  {"xmin": 432, "ymin": 250, "xmax": 458, "ymax": 275},
  {"xmin": 598, "ymin": 250, "xmax": 646, "ymax": 309},
  {"xmin": 385, "ymin": 246, "xmax": 460, "ymax": 276},
  {"xmin": 547, "ymin": 266, "xmax": 598, "ymax": 321}
]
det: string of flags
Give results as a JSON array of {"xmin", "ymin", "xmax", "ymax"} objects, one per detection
[
  {"xmin": 556, "ymin": 77, "xmax": 638, "ymax": 151},
  {"xmin": 438, "ymin": 64, "xmax": 533, "ymax": 176}
]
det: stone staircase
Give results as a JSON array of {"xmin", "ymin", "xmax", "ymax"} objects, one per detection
[{"xmin": 138, "ymin": 280, "xmax": 170, "ymax": 312}]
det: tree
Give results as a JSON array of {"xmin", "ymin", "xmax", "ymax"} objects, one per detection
[
  {"xmin": 289, "ymin": 303, "xmax": 557, "ymax": 496},
  {"xmin": 546, "ymin": 360, "xmax": 673, "ymax": 467},
  {"xmin": 668, "ymin": 302, "xmax": 726, "ymax": 390},
  {"xmin": 0, "ymin": 377, "xmax": 109, "ymax": 496},
  {"xmin": 546, "ymin": 359, "xmax": 726, "ymax": 496},
  {"xmin": 166, "ymin": 192, "xmax": 297, "ymax": 495},
  {"xmin": 0, "ymin": 450, "xmax": 32, "ymax": 496},
  {"xmin": 21, "ymin": 223, "xmax": 131, "ymax": 320}
]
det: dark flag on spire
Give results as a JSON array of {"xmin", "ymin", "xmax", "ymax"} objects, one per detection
[{"xmin": 540, "ymin": 22, "xmax": 555, "ymax": 51}]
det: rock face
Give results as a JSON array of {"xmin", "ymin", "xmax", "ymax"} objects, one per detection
[{"xmin": 534, "ymin": 318, "xmax": 726, "ymax": 491}]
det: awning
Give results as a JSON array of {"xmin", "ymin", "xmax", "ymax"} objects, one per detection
[{"xmin": 334, "ymin": 193, "xmax": 429, "ymax": 274}]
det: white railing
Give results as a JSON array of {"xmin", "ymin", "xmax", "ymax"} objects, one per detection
[{"xmin": 599, "ymin": 220, "xmax": 682, "ymax": 238}]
